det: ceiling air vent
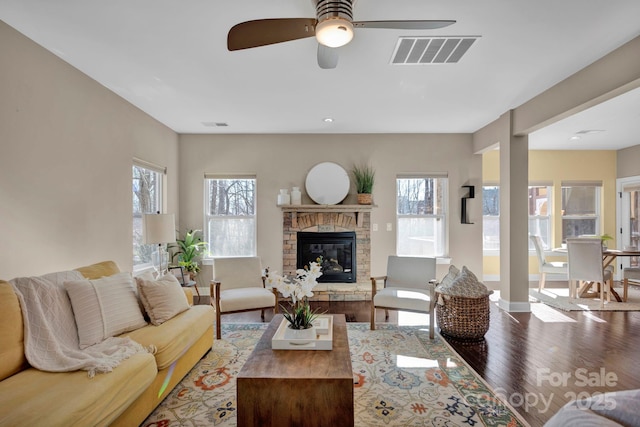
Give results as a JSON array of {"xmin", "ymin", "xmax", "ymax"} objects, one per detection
[{"xmin": 391, "ymin": 36, "xmax": 478, "ymax": 65}]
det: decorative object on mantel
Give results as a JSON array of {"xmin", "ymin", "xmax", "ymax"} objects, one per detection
[
  {"xmin": 352, "ymin": 163, "xmax": 375, "ymax": 205},
  {"xmin": 305, "ymin": 162, "xmax": 350, "ymax": 205},
  {"xmin": 265, "ymin": 258, "xmax": 327, "ymax": 348},
  {"xmin": 277, "ymin": 188, "xmax": 290, "ymax": 206},
  {"xmin": 461, "ymin": 185, "xmax": 475, "ymax": 224},
  {"xmin": 290, "ymin": 186, "xmax": 302, "ymax": 205}
]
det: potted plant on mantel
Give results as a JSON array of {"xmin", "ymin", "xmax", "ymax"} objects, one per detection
[
  {"xmin": 352, "ymin": 164, "xmax": 375, "ymax": 205},
  {"xmin": 171, "ymin": 229, "xmax": 208, "ymax": 281}
]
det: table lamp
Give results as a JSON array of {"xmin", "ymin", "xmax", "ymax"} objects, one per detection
[{"xmin": 143, "ymin": 213, "xmax": 175, "ymax": 276}]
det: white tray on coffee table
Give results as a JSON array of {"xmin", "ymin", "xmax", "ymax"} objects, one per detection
[{"xmin": 271, "ymin": 315, "xmax": 333, "ymax": 350}]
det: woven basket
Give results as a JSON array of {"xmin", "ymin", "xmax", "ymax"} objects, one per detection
[
  {"xmin": 357, "ymin": 193, "xmax": 372, "ymax": 205},
  {"xmin": 436, "ymin": 293, "xmax": 491, "ymax": 341}
]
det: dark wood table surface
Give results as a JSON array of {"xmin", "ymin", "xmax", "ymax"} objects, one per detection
[{"xmin": 236, "ymin": 313, "xmax": 354, "ymax": 427}]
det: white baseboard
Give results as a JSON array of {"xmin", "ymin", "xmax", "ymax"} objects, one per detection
[{"xmin": 498, "ymin": 298, "xmax": 531, "ymax": 312}]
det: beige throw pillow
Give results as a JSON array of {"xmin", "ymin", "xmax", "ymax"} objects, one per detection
[
  {"xmin": 65, "ymin": 272, "xmax": 148, "ymax": 349},
  {"xmin": 135, "ymin": 274, "xmax": 189, "ymax": 326}
]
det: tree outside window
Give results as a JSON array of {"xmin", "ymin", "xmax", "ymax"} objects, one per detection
[
  {"xmin": 133, "ymin": 164, "xmax": 162, "ymax": 268},
  {"xmin": 482, "ymin": 186, "xmax": 500, "ymax": 250},
  {"xmin": 528, "ymin": 186, "xmax": 552, "ymax": 249},
  {"xmin": 205, "ymin": 177, "xmax": 256, "ymax": 257},
  {"xmin": 396, "ymin": 177, "xmax": 448, "ymax": 257}
]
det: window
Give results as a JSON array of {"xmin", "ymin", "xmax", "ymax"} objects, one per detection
[
  {"xmin": 205, "ymin": 176, "xmax": 256, "ymax": 257},
  {"xmin": 561, "ymin": 182, "xmax": 601, "ymax": 242},
  {"xmin": 132, "ymin": 161, "xmax": 164, "ymax": 269},
  {"xmin": 396, "ymin": 176, "xmax": 448, "ymax": 257},
  {"xmin": 482, "ymin": 184, "xmax": 553, "ymax": 251},
  {"xmin": 482, "ymin": 186, "xmax": 500, "ymax": 250},
  {"xmin": 528, "ymin": 185, "xmax": 552, "ymax": 249}
]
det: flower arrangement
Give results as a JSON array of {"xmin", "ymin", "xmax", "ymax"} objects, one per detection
[{"xmin": 266, "ymin": 257, "xmax": 324, "ymax": 330}]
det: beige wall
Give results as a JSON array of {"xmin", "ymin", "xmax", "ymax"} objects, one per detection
[
  {"xmin": 0, "ymin": 21, "xmax": 178, "ymax": 278},
  {"xmin": 483, "ymin": 149, "xmax": 618, "ymax": 276},
  {"xmin": 178, "ymin": 134, "xmax": 483, "ymax": 282},
  {"xmin": 617, "ymin": 145, "xmax": 640, "ymax": 178}
]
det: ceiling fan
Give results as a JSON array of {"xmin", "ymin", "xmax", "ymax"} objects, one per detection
[{"xmin": 227, "ymin": 0, "xmax": 455, "ymax": 69}]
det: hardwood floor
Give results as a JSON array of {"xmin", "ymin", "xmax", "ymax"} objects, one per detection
[{"xmin": 196, "ymin": 290, "xmax": 640, "ymax": 427}]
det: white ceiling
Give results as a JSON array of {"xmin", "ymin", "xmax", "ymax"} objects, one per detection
[{"xmin": 1, "ymin": 0, "xmax": 640, "ymax": 149}]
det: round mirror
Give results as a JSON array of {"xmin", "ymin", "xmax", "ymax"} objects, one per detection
[{"xmin": 305, "ymin": 162, "xmax": 350, "ymax": 205}]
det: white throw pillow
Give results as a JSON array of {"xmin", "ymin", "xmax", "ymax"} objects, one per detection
[
  {"xmin": 135, "ymin": 274, "xmax": 190, "ymax": 326},
  {"xmin": 65, "ymin": 272, "xmax": 148, "ymax": 349}
]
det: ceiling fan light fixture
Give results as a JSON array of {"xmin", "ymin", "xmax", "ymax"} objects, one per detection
[{"xmin": 315, "ymin": 18, "xmax": 354, "ymax": 47}]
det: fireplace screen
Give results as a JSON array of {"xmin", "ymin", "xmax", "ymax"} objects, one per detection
[{"xmin": 297, "ymin": 232, "xmax": 356, "ymax": 283}]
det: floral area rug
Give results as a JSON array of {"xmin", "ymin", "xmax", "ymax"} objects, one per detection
[{"xmin": 142, "ymin": 323, "xmax": 527, "ymax": 427}]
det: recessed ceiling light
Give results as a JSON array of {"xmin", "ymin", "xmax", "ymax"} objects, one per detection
[
  {"xmin": 569, "ymin": 135, "xmax": 581, "ymax": 141},
  {"xmin": 323, "ymin": 118, "xmax": 334, "ymax": 123}
]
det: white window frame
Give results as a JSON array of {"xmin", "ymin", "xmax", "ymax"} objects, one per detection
[
  {"xmin": 204, "ymin": 175, "xmax": 257, "ymax": 258},
  {"xmin": 396, "ymin": 175, "xmax": 449, "ymax": 257},
  {"xmin": 482, "ymin": 185, "xmax": 500, "ymax": 254},
  {"xmin": 132, "ymin": 159, "xmax": 165, "ymax": 272},
  {"xmin": 561, "ymin": 181, "xmax": 602, "ymax": 243},
  {"xmin": 528, "ymin": 184, "xmax": 553, "ymax": 250}
]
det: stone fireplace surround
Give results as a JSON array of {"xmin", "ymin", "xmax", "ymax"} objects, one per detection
[{"xmin": 281, "ymin": 205, "xmax": 374, "ymax": 301}]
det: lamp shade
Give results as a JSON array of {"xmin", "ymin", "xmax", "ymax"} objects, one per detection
[{"xmin": 143, "ymin": 213, "xmax": 175, "ymax": 244}]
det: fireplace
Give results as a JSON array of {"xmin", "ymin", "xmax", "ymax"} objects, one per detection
[{"xmin": 297, "ymin": 231, "xmax": 356, "ymax": 283}]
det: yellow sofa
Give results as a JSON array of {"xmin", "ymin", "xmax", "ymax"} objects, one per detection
[{"xmin": 0, "ymin": 261, "xmax": 215, "ymax": 427}]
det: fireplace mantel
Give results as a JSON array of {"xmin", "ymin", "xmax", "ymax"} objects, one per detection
[{"xmin": 280, "ymin": 204, "xmax": 375, "ymax": 228}]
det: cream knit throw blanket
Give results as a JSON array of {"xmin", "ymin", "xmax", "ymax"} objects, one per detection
[{"xmin": 10, "ymin": 270, "xmax": 151, "ymax": 378}]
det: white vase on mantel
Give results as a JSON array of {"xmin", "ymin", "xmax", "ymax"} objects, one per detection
[
  {"xmin": 277, "ymin": 189, "xmax": 290, "ymax": 206},
  {"xmin": 284, "ymin": 325, "xmax": 316, "ymax": 344},
  {"xmin": 291, "ymin": 187, "xmax": 302, "ymax": 205}
]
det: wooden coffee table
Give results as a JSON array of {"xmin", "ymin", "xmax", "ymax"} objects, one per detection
[{"xmin": 236, "ymin": 314, "xmax": 354, "ymax": 427}]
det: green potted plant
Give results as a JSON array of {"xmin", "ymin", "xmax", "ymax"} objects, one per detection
[
  {"xmin": 352, "ymin": 164, "xmax": 375, "ymax": 205},
  {"xmin": 171, "ymin": 229, "xmax": 208, "ymax": 280}
]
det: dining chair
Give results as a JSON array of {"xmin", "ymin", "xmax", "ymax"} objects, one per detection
[
  {"xmin": 566, "ymin": 238, "xmax": 612, "ymax": 308},
  {"xmin": 370, "ymin": 256, "xmax": 437, "ymax": 338},
  {"xmin": 210, "ymin": 257, "xmax": 278, "ymax": 339},
  {"xmin": 530, "ymin": 235, "xmax": 567, "ymax": 291}
]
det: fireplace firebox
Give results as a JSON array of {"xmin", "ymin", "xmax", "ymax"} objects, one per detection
[{"xmin": 297, "ymin": 232, "xmax": 356, "ymax": 283}]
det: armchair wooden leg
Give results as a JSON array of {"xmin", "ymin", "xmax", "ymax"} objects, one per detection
[
  {"xmin": 384, "ymin": 309, "xmax": 389, "ymax": 320},
  {"xmin": 261, "ymin": 309, "xmax": 265, "ymax": 321},
  {"xmin": 370, "ymin": 306, "xmax": 376, "ymax": 330}
]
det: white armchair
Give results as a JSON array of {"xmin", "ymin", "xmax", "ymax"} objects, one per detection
[
  {"xmin": 370, "ymin": 256, "xmax": 437, "ymax": 338},
  {"xmin": 210, "ymin": 257, "xmax": 277, "ymax": 339}
]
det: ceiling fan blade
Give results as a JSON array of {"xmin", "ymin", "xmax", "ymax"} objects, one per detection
[
  {"xmin": 317, "ymin": 44, "xmax": 339, "ymax": 69},
  {"xmin": 228, "ymin": 18, "xmax": 317, "ymax": 51},
  {"xmin": 353, "ymin": 20, "xmax": 456, "ymax": 30}
]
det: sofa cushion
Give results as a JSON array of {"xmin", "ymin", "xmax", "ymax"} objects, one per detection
[
  {"xmin": 0, "ymin": 352, "xmax": 156, "ymax": 427},
  {"xmin": 0, "ymin": 281, "xmax": 28, "ymax": 381},
  {"xmin": 122, "ymin": 305, "xmax": 215, "ymax": 370},
  {"xmin": 135, "ymin": 274, "xmax": 190, "ymax": 325},
  {"xmin": 65, "ymin": 272, "xmax": 148, "ymax": 349}
]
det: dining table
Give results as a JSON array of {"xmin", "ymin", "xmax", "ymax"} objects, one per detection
[{"xmin": 552, "ymin": 247, "xmax": 640, "ymax": 302}]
